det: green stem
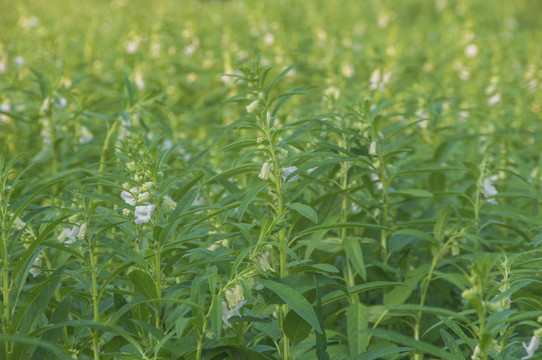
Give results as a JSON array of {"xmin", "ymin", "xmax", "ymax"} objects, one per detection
[
  {"xmin": 155, "ymin": 243, "xmax": 162, "ymax": 330},
  {"xmin": 1, "ymin": 185, "xmax": 12, "ymax": 359},
  {"xmin": 89, "ymin": 245, "xmax": 100, "ymax": 360},
  {"xmin": 99, "ymin": 117, "xmax": 121, "ymax": 194},
  {"xmin": 339, "ymin": 135, "xmax": 357, "ymax": 303}
]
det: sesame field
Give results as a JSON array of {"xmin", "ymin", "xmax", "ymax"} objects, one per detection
[{"xmin": 1, "ymin": 0, "xmax": 542, "ymax": 359}]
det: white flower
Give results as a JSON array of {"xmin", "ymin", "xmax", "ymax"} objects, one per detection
[
  {"xmin": 263, "ymin": 33, "xmax": 275, "ymax": 46},
  {"xmin": 54, "ymin": 97, "xmax": 67, "ymax": 108},
  {"xmin": 77, "ymin": 223, "xmax": 87, "ymax": 240},
  {"xmin": 30, "ymin": 255, "xmax": 42, "ymax": 277},
  {"xmin": 481, "ymin": 178, "xmax": 497, "ymax": 204},
  {"xmin": 138, "ymin": 191, "xmax": 151, "ymax": 203},
  {"xmin": 221, "ymin": 301, "xmax": 243, "ymax": 327},
  {"xmin": 61, "ymin": 225, "xmax": 80, "ymax": 245},
  {"xmin": 258, "ymin": 161, "xmax": 271, "ymax": 180},
  {"xmin": 254, "ymin": 252, "xmax": 271, "ymax": 271},
  {"xmin": 162, "ymin": 139, "xmax": 172, "ymax": 150},
  {"xmin": 1, "ymin": 103, "xmax": 11, "ymax": 122},
  {"xmin": 371, "ymin": 172, "xmax": 383, "ymax": 190},
  {"xmin": 13, "ymin": 215, "xmax": 26, "ymax": 230},
  {"xmin": 134, "ymin": 204, "xmax": 155, "ymax": 224},
  {"xmin": 282, "ymin": 166, "xmax": 299, "ymax": 182},
  {"xmin": 79, "ymin": 126, "xmax": 93, "ymax": 144},
  {"xmin": 465, "ymin": 44, "xmax": 479, "ymax": 58},
  {"xmin": 225, "ymin": 284, "xmax": 245, "ymax": 308},
  {"xmin": 134, "ymin": 71, "xmax": 145, "ymax": 90},
  {"xmin": 488, "ymin": 93, "xmax": 501, "ymax": 106},
  {"xmin": 13, "ymin": 56, "xmax": 24, "ymax": 67},
  {"xmin": 341, "ymin": 63, "xmax": 355, "ymax": 78},
  {"xmin": 324, "ymin": 87, "xmax": 340, "ymax": 102},
  {"xmin": 521, "ymin": 335, "xmax": 540, "ymax": 360},
  {"xmin": 121, "ymin": 188, "xmax": 137, "ymax": 206},
  {"xmin": 162, "ymin": 195, "xmax": 177, "ymax": 211},
  {"xmin": 40, "ymin": 97, "xmax": 51, "ymax": 113},
  {"xmin": 369, "ymin": 141, "xmax": 377, "ymax": 156},
  {"xmin": 207, "ymin": 239, "xmax": 228, "ymax": 251},
  {"xmin": 246, "ymin": 100, "xmax": 259, "ymax": 113},
  {"xmin": 124, "ymin": 40, "xmax": 139, "ymax": 54}
]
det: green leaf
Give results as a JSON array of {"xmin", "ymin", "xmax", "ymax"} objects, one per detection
[
  {"xmin": 391, "ymin": 189, "xmax": 434, "ymax": 198},
  {"xmin": 31, "ymin": 297, "xmax": 73, "ymax": 360},
  {"xmin": 0, "ymin": 334, "xmax": 73, "ymax": 360},
  {"xmin": 170, "ymin": 186, "xmax": 199, "ymax": 220},
  {"xmin": 98, "ymin": 236, "xmax": 146, "ymax": 268},
  {"xmin": 129, "ymin": 269, "xmax": 158, "ymax": 299},
  {"xmin": 440, "ymin": 329, "xmax": 465, "ymax": 359},
  {"xmin": 287, "ymin": 202, "xmax": 318, "ymax": 223},
  {"xmin": 347, "ymin": 302, "xmax": 368, "ymax": 355},
  {"xmin": 367, "ymin": 328, "xmax": 463, "ymax": 360},
  {"xmin": 434, "ymin": 205, "xmax": 450, "ymax": 243},
  {"xmin": 238, "ymin": 183, "xmax": 268, "ymax": 221},
  {"xmin": 284, "ymin": 310, "xmax": 311, "ymax": 346},
  {"xmin": 210, "ymin": 294, "xmax": 222, "ymax": 339},
  {"xmin": 294, "ymin": 222, "xmax": 391, "ymax": 241},
  {"xmin": 350, "ymin": 347, "xmax": 412, "ymax": 360},
  {"xmin": 259, "ymin": 279, "xmax": 322, "ymax": 333},
  {"xmin": 343, "ymin": 237, "xmax": 366, "ymax": 281},
  {"xmin": 315, "ymin": 279, "xmax": 330, "ymax": 360}
]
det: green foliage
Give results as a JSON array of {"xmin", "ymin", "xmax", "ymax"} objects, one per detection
[{"xmin": 1, "ymin": 0, "xmax": 542, "ymax": 359}]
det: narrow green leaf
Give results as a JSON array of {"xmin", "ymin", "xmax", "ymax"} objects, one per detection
[
  {"xmin": 98, "ymin": 236, "xmax": 146, "ymax": 268},
  {"xmin": 347, "ymin": 302, "xmax": 368, "ymax": 355},
  {"xmin": 170, "ymin": 186, "xmax": 199, "ymax": 220},
  {"xmin": 434, "ymin": 205, "xmax": 450, "ymax": 243},
  {"xmin": 129, "ymin": 269, "xmax": 158, "ymax": 299},
  {"xmin": 367, "ymin": 328, "xmax": 463, "ymax": 360},
  {"xmin": 0, "ymin": 335, "xmax": 72, "ymax": 360},
  {"xmin": 210, "ymin": 294, "xmax": 222, "ymax": 339},
  {"xmin": 391, "ymin": 189, "xmax": 434, "ymax": 198},
  {"xmin": 350, "ymin": 347, "xmax": 412, "ymax": 360},
  {"xmin": 315, "ymin": 278, "xmax": 330, "ymax": 360},
  {"xmin": 343, "ymin": 237, "xmax": 366, "ymax": 281},
  {"xmin": 259, "ymin": 279, "xmax": 322, "ymax": 333},
  {"xmin": 440, "ymin": 329, "xmax": 465, "ymax": 359},
  {"xmin": 238, "ymin": 183, "xmax": 268, "ymax": 221},
  {"xmin": 287, "ymin": 202, "xmax": 318, "ymax": 223},
  {"xmin": 294, "ymin": 222, "xmax": 391, "ymax": 241}
]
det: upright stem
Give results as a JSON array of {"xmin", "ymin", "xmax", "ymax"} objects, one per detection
[
  {"xmin": 155, "ymin": 243, "xmax": 162, "ymax": 329},
  {"xmin": 89, "ymin": 245, "xmax": 100, "ymax": 360},
  {"xmin": 339, "ymin": 134, "xmax": 357, "ymax": 304},
  {"xmin": 99, "ymin": 118, "xmax": 121, "ymax": 194},
  {"xmin": 1, "ymin": 174, "xmax": 12, "ymax": 359}
]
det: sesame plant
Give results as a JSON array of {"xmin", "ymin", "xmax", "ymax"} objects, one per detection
[{"xmin": 1, "ymin": 0, "xmax": 542, "ymax": 359}]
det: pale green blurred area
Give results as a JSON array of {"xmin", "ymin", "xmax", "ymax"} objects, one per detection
[{"xmin": 0, "ymin": 0, "xmax": 540, "ymax": 153}]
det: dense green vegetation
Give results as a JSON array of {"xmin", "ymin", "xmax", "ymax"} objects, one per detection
[{"xmin": 1, "ymin": 0, "xmax": 542, "ymax": 359}]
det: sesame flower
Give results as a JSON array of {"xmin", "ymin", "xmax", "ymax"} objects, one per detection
[
  {"xmin": 259, "ymin": 161, "xmax": 271, "ymax": 180},
  {"xmin": 464, "ymin": 44, "xmax": 479, "ymax": 58},
  {"xmin": 60, "ymin": 224, "xmax": 80, "ymax": 245},
  {"xmin": 134, "ymin": 204, "xmax": 155, "ymax": 224},
  {"xmin": 369, "ymin": 141, "xmax": 377, "ymax": 156},
  {"xmin": 481, "ymin": 178, "xmax": 498, "ymax": 205},
  {"xmin": 282, "ymin": 166, "xmax": 298, "ymax": 182},
  {"xmin": 521, "ymin": 334, "xmax": 540, "ymax": 360},
  {"xmin": 246, "ymin": 100, "xmax": 259, "ymax": 113},
  {"xmin": 488, "ymin": 93, "xmax": 501, "ymax": 106},
  {"xmin": 30, "ymin": 255, "xmax": 42, "ymax": 277},
  {"xmin": 162, "ymin": 195, "xmax": 177, "ymax": 211},
  {"xmin": 121, "ymin": 188, "xmax": 137, "ymax": 206},
  {"xmin": 221, "ymin": 301, "xmax": 243, "ymax": 327}
]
